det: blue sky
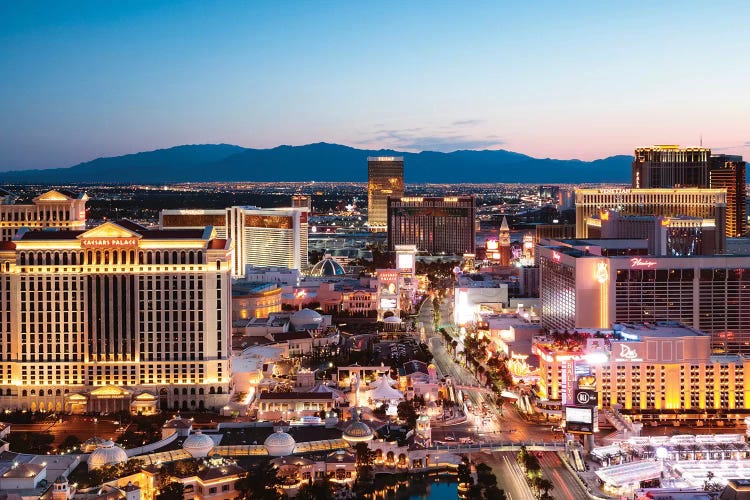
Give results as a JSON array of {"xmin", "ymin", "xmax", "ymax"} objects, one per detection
[{"xmin": 1, "ymin": 1, "xmax": 748, "ymax": 170}]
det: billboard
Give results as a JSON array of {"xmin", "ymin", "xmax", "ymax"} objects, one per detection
[
  {"xmin": 574, "ymin": 389, "xmax": 598, "ymax": 407},
  {"xmin": 379, "ymin": 298, "xmax": 397, "ymax": 309},
  {"xmin": 397, "ymin": 253, "xmax": 414, "ymax": 270},
  {"xmin": 565, "ymin": 405, "xmax": 594, "ymax": 434}
]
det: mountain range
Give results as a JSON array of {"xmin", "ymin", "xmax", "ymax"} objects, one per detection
[{"xmin": 0, "ymin": 143, "xmax": 633, "ymax": 184}]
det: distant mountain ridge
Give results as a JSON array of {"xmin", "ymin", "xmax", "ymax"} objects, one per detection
[{"xmin": 0, "ymin": 142, "xmax": 633, "ymax": 184}]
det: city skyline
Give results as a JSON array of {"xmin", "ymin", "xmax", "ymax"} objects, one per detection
[{"xmin": 2, "ymin": 1, "xmax": 749, "ymax": 171}]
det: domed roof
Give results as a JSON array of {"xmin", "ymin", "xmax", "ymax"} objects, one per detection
[
  {"xmin": 264, "ymin": 429, "xmax": 296, "ymax": 457},
  {"xmin": 81, "ymin": 436, "xmax": 107, "ymax": 453},
  {"xmin": 342, "ymin": 408, "xmax": 373, "ymax": 443},
  {"xmin": 182, "ymin": 431, "xmax": 215, "ymax": 458},
  {"xmin": 87, "ymin": 440, "xmax": 128, "ymax": 470},
  {"xmin": 383, "ymin": 315, "xmax": 402, "ymax": 323},
  {"xmin": 309, "ymin": 254, "xmax": 345, "ymax": 277},
  {"xmin": 343, "ymin": 421, "xmax": 374, "ymax": 442},
  {"xmin": 290, "ymin": 308, "xmax": 323, "ymax": 328}
]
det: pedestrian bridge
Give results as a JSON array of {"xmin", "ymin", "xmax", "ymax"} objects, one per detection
[{"xmin": 431, "ymin": 441, "xmax": 566, "ymax": 453}]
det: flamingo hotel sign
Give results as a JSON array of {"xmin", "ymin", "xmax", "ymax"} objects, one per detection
[{"xmin": 630, "ymin": 257, "xmax": 658, "ymax": 268}]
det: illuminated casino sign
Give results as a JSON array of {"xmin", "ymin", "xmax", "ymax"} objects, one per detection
[
  {"xmin": 245, "ymin": 215, "xmax": 293, "ymax": 229},
  {"xmin": 630, "ymin": 257, "xmax": 658, "ymax": 268},
  {"xmin": 81, "ymin": 238, "xmax": 139, "ymax": 248},
  {"xmin": 552, "ymin": 251, "xmax": 561, "ymax": 262},
  {"xmin": 598, "ymin": 188, "xmax": 631, "ymax": 194},
  {"xmin": 615, "ymin": 343, "xmax": 643, "ymax": 362},
  {"xmin": 378, "ymin": 271, "xmax": 398, "ymax": 283}
]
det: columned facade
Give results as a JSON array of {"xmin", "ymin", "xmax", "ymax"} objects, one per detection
[{"xmin": 0, "ymin": 220, "xmax": 232, "ymax": 413}]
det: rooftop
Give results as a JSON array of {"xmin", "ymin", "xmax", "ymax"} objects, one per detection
[
  {"xmin": 258, "ymin": 392, "xmax": 335, "ymax": 401},
  {"xmin": 614, "ymin": 322, "xmax": 707, "ymax": 339}
]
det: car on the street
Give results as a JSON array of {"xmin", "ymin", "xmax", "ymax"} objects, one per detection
[{"xmin": 444, "ymin": 435, "xmax": 455, "ymax": 441}]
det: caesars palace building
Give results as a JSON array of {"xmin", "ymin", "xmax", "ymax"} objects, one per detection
[
  {"xmin": 0, "ymin": 220, "xmax": 232, "ymax": 414},
  {"xmin": 539, "ymin": 240, "xmax": 750, "ymax": 355},
  {"xmin": 0, "ymin": 189, "xmax": 88, "ymax": 241}
]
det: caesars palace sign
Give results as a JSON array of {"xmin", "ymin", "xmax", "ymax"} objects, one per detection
[{"xmin": 81, "ymin": 238, "xmax": 139, "ymax": 248}]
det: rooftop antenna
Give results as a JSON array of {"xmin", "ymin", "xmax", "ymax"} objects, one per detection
[{"xmin": 700, "ymin": 133, "xmax": 703, "ymax": 147}]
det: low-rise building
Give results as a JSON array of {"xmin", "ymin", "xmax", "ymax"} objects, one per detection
[{"xmin": 232, "ymin": 282, "xmax": 282, "ymax": 320}]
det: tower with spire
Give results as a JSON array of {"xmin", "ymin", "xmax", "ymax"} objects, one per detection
[{"xmin": 499, "ymin": 216, "xmax": 511, "ymax": 266}]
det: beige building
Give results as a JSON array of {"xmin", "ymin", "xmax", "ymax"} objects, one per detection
[
  {"xmin": 0, "ymin": 220, "xmax": 232, "ymax": 413},
  {"xmin": 575, "ymin": 188, "xmax": 727, "ymax": 253},
  {"xmin": 232, "ymin": 282, "xmax": 282, "ymax": 320},
  {"xmin": 367, "ymin": 157, "xmax": 404, "ymax": 231},
  {"xmin": 0, "ymin": 189, "xmax": 87, "ymax": 241},
  {"xmin": 533, "ymin": 323, "xmax": 750, "ymax": 420}
]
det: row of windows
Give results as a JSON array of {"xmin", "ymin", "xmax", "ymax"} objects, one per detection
[{"xmin": 18, "ymin": 250, "xmax": 206, "ymax": 266}]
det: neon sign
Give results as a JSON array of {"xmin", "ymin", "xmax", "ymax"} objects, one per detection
[
  {"xmin": 595, "ymin": 262, "xmax": 608, "ymax": 283},
  {"xmin": 81, "ymin": 238, "xmax": 139, "ymax": 248},
  {"xmin": 598, "ymin": 188, "xmax": 631, "ymax": 195},
  {"xmin": 615, "ymin": 344, "xmax": 642, "ymax": 362},
  {"xmin": 552, "ymin": 251, "xmax": 561, "ymax": 262},
  {"xmin": 630, "ymin": 257, "xmax": 657, "ymax": 268}
]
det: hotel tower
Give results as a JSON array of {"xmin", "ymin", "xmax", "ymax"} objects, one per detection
[{"xmin": 0, "ymin": 220, "xmax": 232, "ymax": 414}]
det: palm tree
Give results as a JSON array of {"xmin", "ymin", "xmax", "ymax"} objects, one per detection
[
  {"xmin": 534, "ymin": 477, "xmax": 554, "ymax": 498},
  {"xmin": 477, "ymin": 365, "xmax": 486, "ymax": 383},
  {"xmin": 688, "ymin": 444, "xmax": 701, "ymax": 461},
  {"xmin": 673, "ymin": 444, "xmax": 685, "ymax": 461}
]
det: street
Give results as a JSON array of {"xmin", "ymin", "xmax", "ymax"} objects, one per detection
[
  {"xmin": 480, "ymin": 451, "xmax": 535, "ymax": 500},
  {"xmin": 417, "ymin": 296, "xmax": 588, "ymax": 499},
  {"xmin": 538, "ymin": 451, "xmax": 589, "ymax": 499},
  {"xmin": 419, "ymin": 297, "xmax": 560, "ymax": 444}
]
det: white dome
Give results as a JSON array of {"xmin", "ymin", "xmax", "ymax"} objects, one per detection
[
  {"xmin": 290, "ymin": 308, "xmax": 323, "ymax": 328},
  {"xmin": 88, "ymin": 440, "xmax": 128, "ymax": 470},
  {"xmin": 264, "ymin": 429, "xmax": 296, "ymax": 457},
  {"xmin": 183, "ymin": 431, "xmax": 214, "ymax": 458},
  {"xmin": 383, "ymin": 316, "xmax": 402, "ymax": 323}
]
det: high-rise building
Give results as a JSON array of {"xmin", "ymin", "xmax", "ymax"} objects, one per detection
[
  {"xmin": 0, "ymin": 220, "xmax": 232, "ymax": 413},
  {"xmin": 0, "ymin": 189, "xmax": 88, "ymax": 241},
  {"xmin": 538, "ymin": 239, "xmax": 750, "ymax": 354},
  {"xmin": 586, "ymin": 210, "xmax": 722, "ymax": 256},
  {"xmin": 387, "ymin": 196, "xmax": 475, "ymax": 254},
  {"xmin": 709, "ymin": 154, "xmax": 746, "ymax": 237},
  {"xmin": 632, "ymin": 145, "xmax": 711, "ymax": 189},
  {"xmin": 368, "ymin": 157, "xmax": 404, "ymax": 231},
  {"xmin": 631, "ymin": 145, "xmax": 746, "ymax": 238},
  {"xmin": 160, "ymin": 205, "xmax": 309, "ymax": 278},
  {"xmin": 291, "ymin": 194, "xmax": 312, "ymax": 211},
  {"xmin": 535, "ymin": 223, "xmax": 576, "ymax": 244},
  {"xmin": 538, "ymin": 185, "xmax": 560, "ymax": 205},
  {"xmin": 575, "ymin": 188, "xmax": 727, "ymax": 252}
]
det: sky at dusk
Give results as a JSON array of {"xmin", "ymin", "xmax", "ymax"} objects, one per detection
[{"xmin": 1, "ymin": 1, "xmax": 748, "ymax": 171}]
